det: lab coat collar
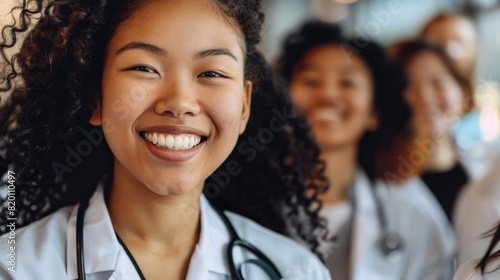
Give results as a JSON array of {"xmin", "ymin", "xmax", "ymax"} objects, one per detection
[
  {"xmin": 66, "ymin": 183, "xmax": 231, "ymax": 279},
  {"xmin": 350, "ymin": 168, "xmax": 380, "ymax": 278},
  {"xmin": 66, "ymin": 184, "xmax": 120, "ymax": 279},
  {"xmin": 187, "ymin": 195, "xmax": 231, "ymax": 278}
]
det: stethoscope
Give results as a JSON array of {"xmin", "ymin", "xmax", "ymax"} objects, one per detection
[
  {"xmin": 369, "ymin": 181, "xmax": 404, "ymax": 259},
  {"xmin": 75, "ymin": 195, "xmax": 283, "ymax": 280}
]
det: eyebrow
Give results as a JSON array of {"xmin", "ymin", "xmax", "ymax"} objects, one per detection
[
  {"xmin": 195, "ymin": 48, "xmax": 238, "ymax": 62},
  {"xmin": 115, "ymin": 42, "xmax": 167, "ymax": 57},
  {"xmin": 295, "ymin": 64, "xmax": 362, "ymax": 74},
  {"xmin": 115, "ymin": 43, "xmax": 238, "ymax": 62}
]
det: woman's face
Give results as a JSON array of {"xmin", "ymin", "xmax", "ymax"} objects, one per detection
[
  {"xmin": 423, "ymin": 17, "xmax": 476, "ymax": 77},
  {"xmin": 290, "ymin": 45, "xmax": 377, "ymax": 151},
  {"xmin": 90, "ymin": 0, "xmax": 251, "ymax": 196},
  {"xmin": 405, "ymin": 51, "xmax": 465, "ymax": 136}
]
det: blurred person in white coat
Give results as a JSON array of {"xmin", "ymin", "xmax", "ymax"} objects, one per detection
[
  {"xmin": 389, "ymin": 39, "xmax": 480, "ymax": 224},
  {"xmin": 276, "ymin": 21, "xmax": 454, "ymax": 280}
]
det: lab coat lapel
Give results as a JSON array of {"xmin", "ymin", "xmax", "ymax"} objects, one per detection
[
  {"xmin": 185, "ymin": 246, "xmax": 212, "ymax": 280},
  {"xmin": 350, "ymin": 169, "xmax": 380, "ymax": 279},
  {"xmin": 66, "ymin": 185, "xmax": 121, "ymax": 279}
]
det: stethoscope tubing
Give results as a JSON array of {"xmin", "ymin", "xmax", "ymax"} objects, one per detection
[{"xmin": 76, "ymin": 196, "xmax": 283, "ymax": 280}]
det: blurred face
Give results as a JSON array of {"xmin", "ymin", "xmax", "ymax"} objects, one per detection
[
  {"xmin": 89, "ymin": 0, "xmax": 251, "ymax": 196},
  {"xmin": 405, "ymin": 51, "xmax": 465, "ymax": 136},
  {"xmin": 423, "ymin": 17, "xmax": 476, "ymax": 77},
  {"xmin": 290, "ymin": 45, "xmax": 377, "ymax": 151}
]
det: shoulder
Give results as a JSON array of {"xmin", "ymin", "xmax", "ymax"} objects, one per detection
[
  {"xmin": 0, "ymin": 206, "xmax": 73, "ymax": 279},
  {"xmin": 377, "ymin": 177, "xmax": 457, "ymax": 255},
  {"xmin": 378, "ymin": 177, "xmax": 449, "ymax": 227},
  {"xmin": 225, "ymin": 211, "xmax": 331, "ymax": 280},
  {"xmin": 454, "ymin": 258, "xmax": 500, "ymax": 280}
]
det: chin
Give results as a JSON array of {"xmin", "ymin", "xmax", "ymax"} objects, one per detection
[{"xmin": 145, "ymin": 181, "xmax": 198, "ymax": 197}]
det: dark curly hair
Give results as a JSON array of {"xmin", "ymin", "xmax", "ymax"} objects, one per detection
[
  {"xmin": 0, "ymin": 0, "xmax": 329, "ymax": 257},
  {"xmin": 275, "ymin": 20, "xmax": 411, "ymax": 181}
]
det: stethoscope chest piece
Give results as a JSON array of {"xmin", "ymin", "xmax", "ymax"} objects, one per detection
[{"xmin": 379, "ymin": 232, "xmax": 404, "ymax": 262}]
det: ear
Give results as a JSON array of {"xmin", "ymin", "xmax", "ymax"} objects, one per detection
[
  {"xmin": 239, "ymin": 81, "xmax": 252, "ymax": 134},
  {"xmin": 89, "ymin": 99, "xmax": 102, "ymax": 126},
  {"xmin": 366, "ymin": 109, "xmax": 379, "ymax": 132}
]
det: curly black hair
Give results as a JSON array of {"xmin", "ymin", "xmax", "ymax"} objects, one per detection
[
  {"xmin": 0, "ymin": 0, "xmax": 329, "ymax": 257},
  {"xmin": 275, "ymin": 20, "xmax": 411, "ymax": 181}
]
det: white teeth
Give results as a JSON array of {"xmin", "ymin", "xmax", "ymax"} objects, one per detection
[
  {"xmin": 166, "ymin": 135, "xmax": 174, "ymax": 149},
  {"xmin": 182, "ymin": 136, "xmax": 189, "ymax": 148},
  {"xmin": 144, "ymin": 132, "xmax": 202, "ymax": 150},
  {"xmin": 174, "ymin": 136, "xmax": 183, "ymax": 149},
  {"xmin": 158, "ymin": 134, "xmax": 166, "ymax": 146},
  {"xmin": 311, "ymin": 108, "xmax": 343, "ymax": 123}
]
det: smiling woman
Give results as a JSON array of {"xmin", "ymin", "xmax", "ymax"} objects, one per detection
[{"xmin": 0, "ymin": 0, "xmax": 331, "ymax": 279}]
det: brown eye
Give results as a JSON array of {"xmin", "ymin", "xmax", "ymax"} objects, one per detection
[
  {"xmin": 303, "ymin": 78, "xmax": 319, "ymax": 87},
  {"xmin": 199, "ymin": 71, "xmax": 223, "ymax": 78},
  {"xmin": 340, "ymin": 78, "xmax": 356, "ymax": 89},
  {"xmin": 130, "ymin": 65, "xmax": 156, "ymax": 73}
]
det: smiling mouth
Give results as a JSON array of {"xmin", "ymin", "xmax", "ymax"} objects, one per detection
[
  {"xmin": 141, "ymin": 132, "xmax": 207, "ymax": 150},
  {"xmin": 310, "ymin": 108, "xmax": 344, "ymax": 123}
]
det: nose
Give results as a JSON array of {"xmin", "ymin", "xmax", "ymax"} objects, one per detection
[
  {"xmin": 407, "ymin": 84, "xmax": 434, "ymax": 107},
  {"xmin": 316, "ymin": 81, "xmax": 341, "ymax": 105},
  {"xmin": 154, "ymin": 78, "xmax": 201, "ymax": 117}
]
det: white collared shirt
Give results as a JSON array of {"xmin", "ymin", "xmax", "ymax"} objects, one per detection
[{"xmin": 0, "ymin": 184, "xmax": 330, "ymax": 280}]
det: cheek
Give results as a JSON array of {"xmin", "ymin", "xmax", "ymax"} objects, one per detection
[
  {"xmin": 349, "ymin": 88, "xmax": 373, "ymax": 113},
  {"xmin": 290, "ymin": 86, "xmax": 310, "ymax": 111},
  {"xmin": 101, "ymin": 81, "xmax": 151, "ymax": 132},
  {"xmin": 441, "ymin": 84, "xmax": 465, "ymax": 111},
  {"xmin": 208, "ymin": 89, "xmax": 244, "ymax": 131}
]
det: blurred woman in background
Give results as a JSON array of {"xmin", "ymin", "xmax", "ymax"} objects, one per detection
[
  {"xmin": 420, "ymin": 12, "xmax": 500, "ymax": 267},
  {"xmin": 276, "ymin": 21, "xmax": 454, "ymax": 280},
  {"xmin": 390, "ymin": 40, "xmax": 494, "ymax": 269},
  {"xmin": 421, "ymin": 12, "xmax": 477, "ymax": 87},
  {"xmin": 391, "ymin": 40, "xmax": 476, "ymax": 222}
]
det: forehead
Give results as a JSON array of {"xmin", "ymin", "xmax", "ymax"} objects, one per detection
[
  {"xmin": 407, "ymin": 51, "xmax": 450, "ymax": 75},
  {"xmin": 295, "ymin": 45, "xmax": 370, "ymax": 76},
  {"xmin": 425, "ymin": 17, "xmax": 476, "ymax": 41},
  {"xmin": 108, "ymin": 0, "xmax": 245, "ymax": 55}
]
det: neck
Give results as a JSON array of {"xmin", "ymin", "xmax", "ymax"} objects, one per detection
[
  {"xmin": 319, "ymin": 144, "xmax": 358, "ymax": 205},
  {"xmin": 107, "ymin": 164, "xmax": 202, "ymax": 254},
  {"xmin": 424, "ymin": 134, "xmax": 457, "ymax": 172}
]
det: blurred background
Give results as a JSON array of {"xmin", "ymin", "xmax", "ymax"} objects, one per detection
[
  {"xmin": 259, "ymin": 0, "xmax": 500, "ymax": 158},
  {"xmin": 1, "ymin": 0, "xmax": 500, "ymax": 155}
]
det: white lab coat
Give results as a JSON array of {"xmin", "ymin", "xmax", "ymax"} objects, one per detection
[
  {"xmin": 0, "ymin": 184, "xmax": 330, "ymax": 280},
  {"xmin": 321, "ymin": 169, "xmax": 455, "ymax": 280},
  {"xmin": 382, "ymin": 141, "xmax": 489, "ymax": 272},
  {"xmin": 454, "ymin": 154, "xmax": 500, "ymax": 266}
]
